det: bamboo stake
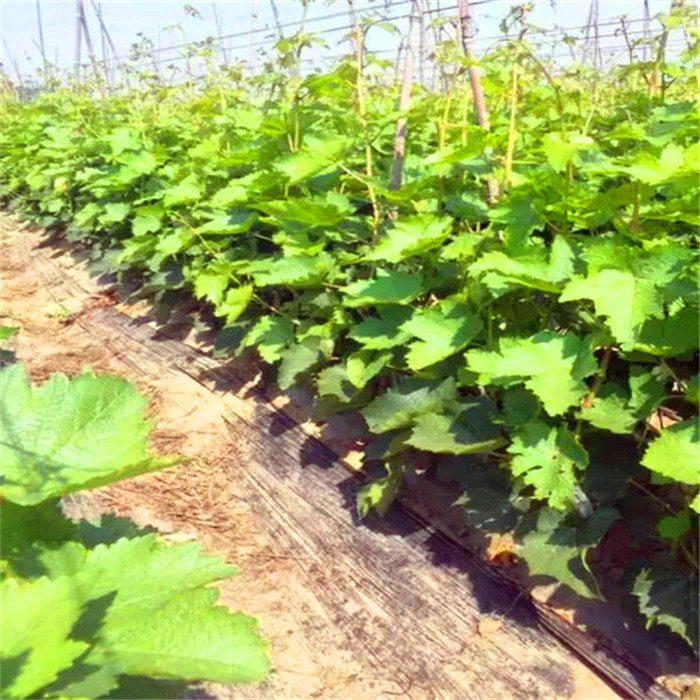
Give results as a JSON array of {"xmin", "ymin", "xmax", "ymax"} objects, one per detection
[
  {"xmin": 2, "ymin": 38, "xmax": 22, "ymax": 84},
  {"xmin": 211, "ymin": 3, "xmax": 228, "ymax": 64},
  {"xmin": 347, "ymin": 0, "xmax": 372, "ymax": 179},
  {"xmin": 391, "ymin": 0, "xmax": 418, "ymax": 192},
  {"xmin": 249, "ymin": 0, "xmax": 259, "ymax": 76},
  {"xmin": 503, "ymin": 63, "xmax": 518, "ymax": 189},
  {"xmin": 347, "ymin": 0, "xmax": 380, "ymax": 238},
  {"xmin": 35, "ymin": 0, "xmax": 47, "ymax": 72},
  {"xmin": 270, "ymin": 0, "xmax": 284, "ymax": 41},
  {"xmin": 74, "ymin": 0, "xmax": 83, "ymax": 82},
  {"xmin": 417, "ymin": 0, "xmax": 426, "ymax": 87},
  {"xmin": 457, "ymin": 0, "xmax": 499, "ymax": 203},
  {"xmin": 76, "ymin": 0, "xmax": 100, "ymax": 86},
  {"xmin": 89, "ymin": 0, "xmax": 116, "ymax": 85}
]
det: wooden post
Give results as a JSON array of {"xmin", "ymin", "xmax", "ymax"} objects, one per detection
[{"xmin": 457, "ymin": 0, "xmax": 499, "ymax": 203}]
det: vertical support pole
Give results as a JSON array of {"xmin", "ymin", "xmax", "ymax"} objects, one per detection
[
  {"xmin": 417, "ymin": 0, "xmax": 426, "ymax": 87},
  {"xmin": 89, "ymin": 0, "xmax": 116, "ymax": 86},
  {"xmin": 74, "ymin": 0, "xmax": 83, "ymax": 83},
  {"xmin": 457, "ymin": 0, "xmax": 498, "ymax": 202},
  {"xmin": 391, "ymin": 0, "xmax": 418, "ymax": 192},
  {"xmin": 35, "ymin": 0, "xmax": 48, "ymax": 72},
  {"xmin": 212, "ymin": 3, "xmax": 228, "ymax": 64},
  {"xmin": 76, "ymin": 0, "xmax": 100, "ymax": 86},
  {"xmin": 249, "ymin": 0, "xmax": 259, "ymax": 76}
]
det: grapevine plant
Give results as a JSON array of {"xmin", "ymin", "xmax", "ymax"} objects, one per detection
[
  {"xmin": 0, "ymin": 361, "xmax": 270, "ymax": 698},
  {"xmin": 1, "ymin": 3, "xmax": 698, "ymax": 653}
]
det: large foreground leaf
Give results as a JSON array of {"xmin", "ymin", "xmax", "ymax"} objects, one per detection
[
  {"xmin": 0, "ymin": 365, "xmax": 177, "ymax": 506},
  {"xmin": 1, "ymin": 576, "xmax": 86, "ymax": 698},
  {"xmin": 1, "ymin": 535, "xmax": 270, "ymax": 698}
]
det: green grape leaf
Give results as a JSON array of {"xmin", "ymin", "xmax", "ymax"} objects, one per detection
[
  {"xmin": 508, "ymin": 421, "xmax": 588, "ymax": 510},
  {"xmin": 346, "ymin": 350, "xmax": 391, "ymax": 389},
  {"xmin": 357, "ymin": 465, "xmax": 403, "ymax": 518},
  {"xmin": 0, "ymin": 364, "xmax": 178, "ymax": 506},
  {"xmin": 579, "ymin": 386, "xmax": 638, "ymax": 435},
  {"xmin": 67, "ymin": 535, "xmax": 269, "ymax": 683},
  {"xmin": 439, "ymin": 457, "xmax": 521, "ymax": 534},
  {"xmin": 541, "ymin": 132, "xmax": 596, "ymax": 171},
  {"xmin": 132, "ymin": 214, "xmax": 162, "ymax": 237},
  {"xmin": 634, "ymin": 305, "xmax": 700, "ymax": 356},
  {"xmin": 690, "ymin": 494, "xmax": 700, "ymax": 514},
  {"xmin": 210, "ymin": 182, "xmax": 248, "ymax": 207},
  {"xmin": 316, "ymin": 364, "xmax": 357, "ymax": 403},
  {"xmin": 247, "ymin": 254, "xmax": 333, "ymax": 288},
  {"xmin": 255, "ymin": 194, "xmax": 351, "ymax": 229},
  {"xmin": 406, "ymin": 399, "xmax": 505, "ymax": 454},
  {"xmin": 628, "ymin": 366, "xmax": 666, "ymax": 416},
  {"xmin": 1, "ymin": 500, "xmax": 77, "ymax": 572},
  {"xmin": 196, "ymin": 210, "xmax": 256, "ymax": 235},
  {"xmin": 342, "ymin": 270, "xmax": 424, "ymax": 307},
  {"xmin": 1, "ymin": 576, "xmax": 87, "ymax": 699},
  {"xmin": 162, "ymin": 173, "xmax": 203, "ymax": 207},
  {"xmin": 155, "ymin": 229, "xmax": 194, "ymax": 257},
  {"xmin": 366, "ymin": 214, "xmax": 452, "ymax": 263},
  {"xmin": 99, "ymin": 202, "xmax": 131, "ymax": 225},
  {"xmin": 216, "ymin": 285, "xmax": 254, "ymax": 327},
  {"xmin": 278, "ymin": 338, "xmax": 323, "ymax": 390},
  {"xmin": 243, "ymin": 316, "xmax": 294, "ymax": 363},
  {"xmin": 560, "ymin": 269, "xmax": 664, "ymax": 350},
  {"xmin": 470, "ymin": 236, "xmax": 575, "ymax": 293},
  {"xmin": 516, "ymin": 507, "xmax": 619, "ymax": 599},
  {"xmin": 348, "ymin": 306, "xmax": 413, "ymax": 350},
  {"xmin": 684, "ymin": 374, "xmax": 699, "ymax": 404},
  {"xmin": 624, "ymin": 143, "xmax": 686, "ymax": 185},
  {"xmin": 1, "ymin": 535, "xmax": 271, "ymax": 698},
  {"xmin": 105, "ymin": 127, "xmax": 141, "ymax": 155},
  {"xmin": 274, "ymin": 134, "xmax": 347, "ymax": 185},
  {"xmin": 466, "ymin": 331, "xmax": 597, "ymax": 416},
  {"xmin": 633, "ymin": 566, "xmax": 698, "ymax": 649},
  {"xmin": 641, "ymin": 419, "xmax": 699, "ymax": 485},
  {"xmin": 656, "ymin": 512, "xmax": 691, "ymax": 540},
  {"xmin": 192, "ymin": 262, "xmax": 235, "ymax": 307},
  {"xmin": 402, "ymin": 302, "xmax": 482, "ymax": 371},
  {"xmin": 501, "ymin": 388, "xmax": 541, "ymax": 429},
  {"xmin": 361, "ymin": 377, "xmax": 457, "ymax": 434},
  {"xmin": 490, "ymin": 193, "xmax": 546, "ymax": 248}
]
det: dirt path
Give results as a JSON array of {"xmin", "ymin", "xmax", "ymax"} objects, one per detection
[{"xmin": 0, "ymin": 214, "xmax": 624, "ymax": 700}]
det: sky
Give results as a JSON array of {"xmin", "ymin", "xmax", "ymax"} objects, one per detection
[{"xmin": 0, "ymin": 0, "xmax": 676, "ymax": 82}]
